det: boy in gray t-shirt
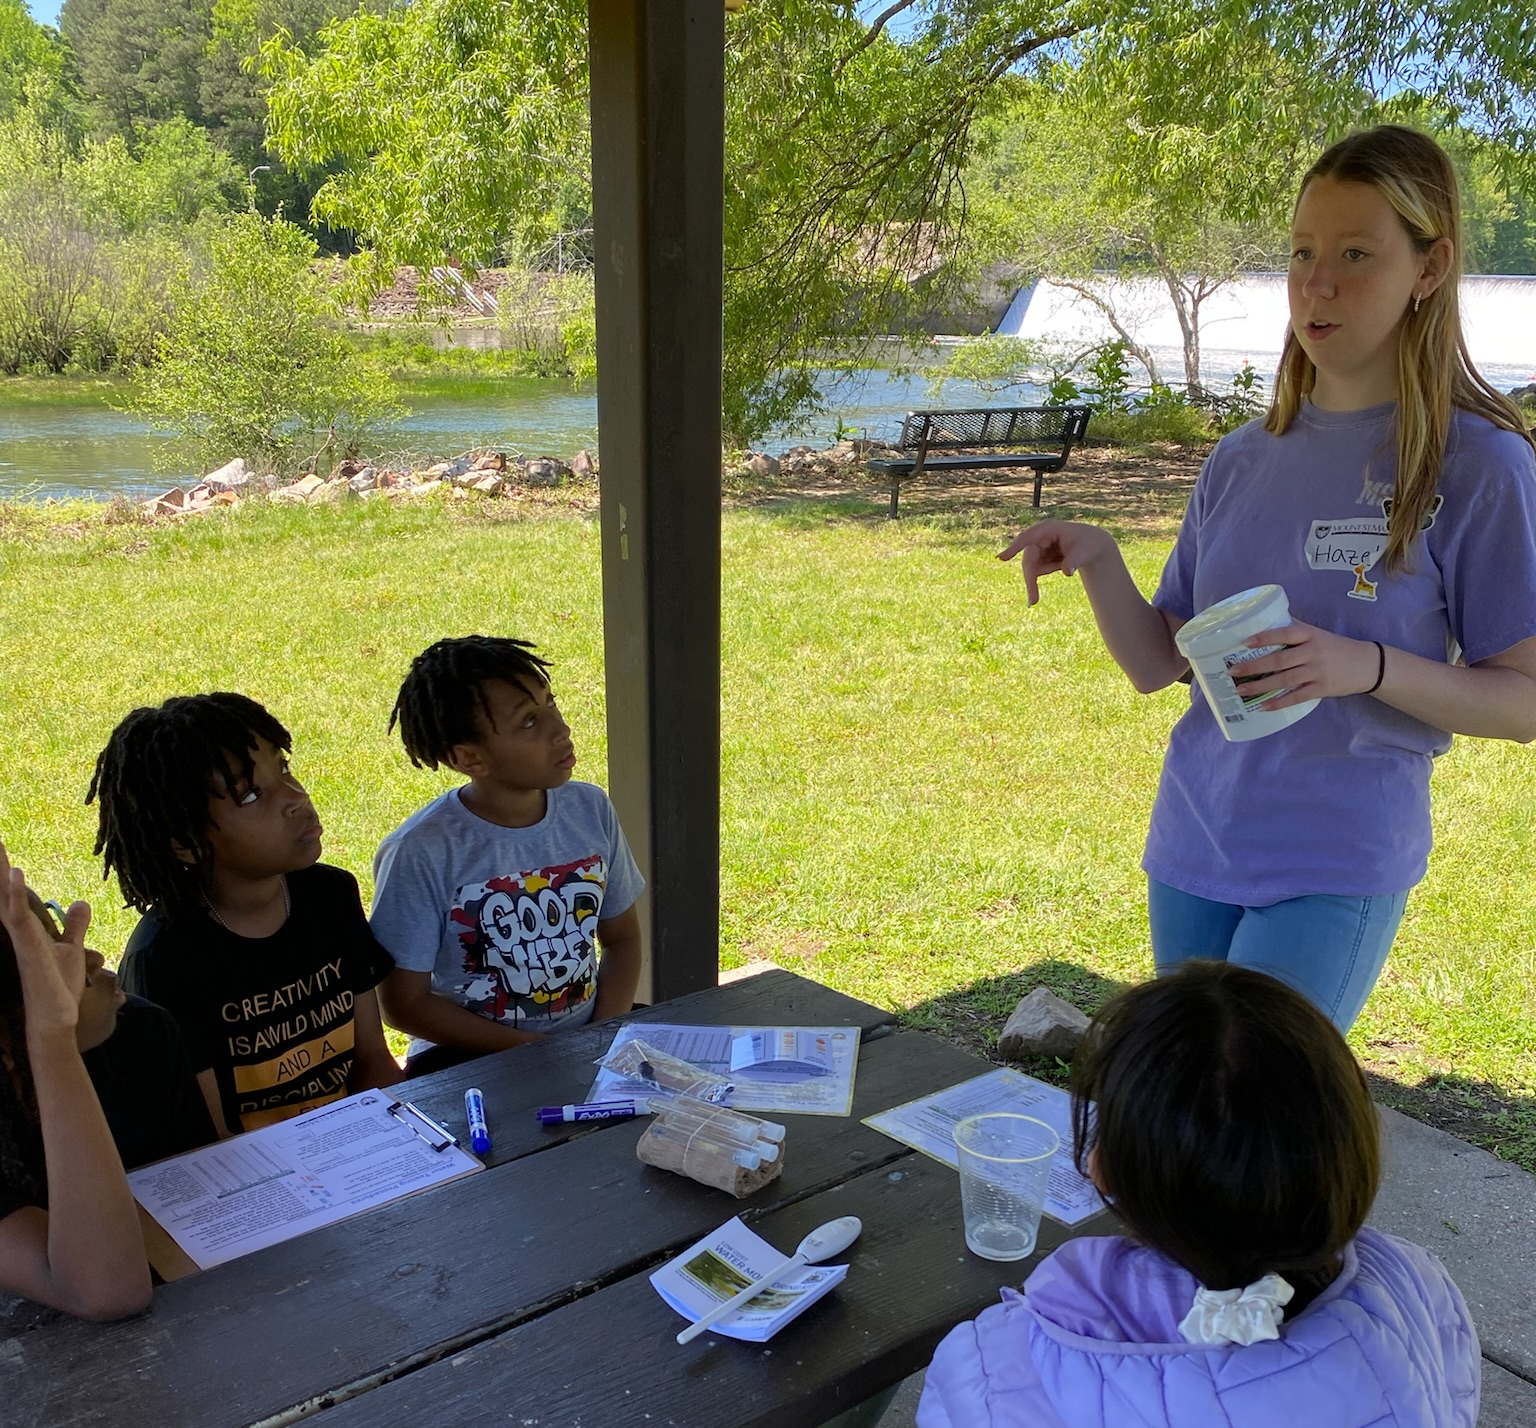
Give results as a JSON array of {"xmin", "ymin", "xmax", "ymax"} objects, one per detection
[{"xmin": 371, "ymin": 636, "xmax": 644, "ymax": 1076}]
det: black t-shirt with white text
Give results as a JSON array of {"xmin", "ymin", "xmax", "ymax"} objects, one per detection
[{"xmin": 121, "ymin": 864, "xmax": 394, "ymax": 1134}]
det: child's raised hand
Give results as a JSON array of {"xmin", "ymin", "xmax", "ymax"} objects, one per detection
[
  {"xmin": 0, "ymin": 838, "xmax": 89, "ymax": 1040},
  {"xmin": 999, "ymin": 521, "xmax": 1116, "ymax": 607}
]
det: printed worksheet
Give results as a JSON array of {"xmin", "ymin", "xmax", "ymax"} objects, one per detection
[
  {"xmin": 130, "ymin": 1090, "xmax": 483, "ymax": 1271},
  {"xmin": 589, "ymin": 1023, "xmax": 859, "ymax": 1115},
  {"xmin": 863, "ymin": 1067, "xmax": 1103, "ymax": 1226}
]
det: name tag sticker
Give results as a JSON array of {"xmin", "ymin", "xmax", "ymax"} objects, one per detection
[{"xmin": 1305, "ymin": 517, "xmax": 1387, "ymax": 602}]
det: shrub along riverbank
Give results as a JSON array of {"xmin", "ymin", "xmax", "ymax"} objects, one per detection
[{"xmin": 2, "ymin": 489, "xmax": 1532, "ymax": 1169}]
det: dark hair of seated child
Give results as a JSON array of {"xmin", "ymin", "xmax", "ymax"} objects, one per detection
[
  {"xmin": 388, "ymin": 633, "xmax": 554, "ymax": 769},
  {"xmin": 1070, "ymin": 960, "xmax": 1380, "ymax": 1317},
  {"xmin": 88, "ymin": 691, "xmax": 295, "ymax": 920}
]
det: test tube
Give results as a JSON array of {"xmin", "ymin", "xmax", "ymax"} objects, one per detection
[
  {"xmin": 659, "ymin": 1095, "xmax": 785, "ymax": 1153},
  {"xmin": 643, "ymin": 1114, "xmax": 764, "ymax": 1170}
]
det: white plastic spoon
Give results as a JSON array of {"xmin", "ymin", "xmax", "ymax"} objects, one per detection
[{"xmin": 675, "ymin": 1215, "xmax": 863, "ymax": 1345}]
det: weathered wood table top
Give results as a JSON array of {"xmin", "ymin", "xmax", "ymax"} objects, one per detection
[{"xmin": 3, "ymin": 969, "xmax": 1115, "ymax": 1428}]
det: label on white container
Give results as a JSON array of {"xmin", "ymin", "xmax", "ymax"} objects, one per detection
[{"xmin": 1175, "ymin": 585, "xmax": 1319, "ymax": 742}]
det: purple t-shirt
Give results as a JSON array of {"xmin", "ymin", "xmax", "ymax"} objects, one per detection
[{"xmin": 1145, "ymin": 401, "xmax": 1536, "ymax": 904}]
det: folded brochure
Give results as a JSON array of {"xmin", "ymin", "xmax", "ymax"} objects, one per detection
[{"xmin": 651, "ymin": 1216, "xmax": 847, "ymax": 1342}]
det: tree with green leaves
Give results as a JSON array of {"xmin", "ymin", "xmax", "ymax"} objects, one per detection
[
  {"xmin": 60, "ymin": 0, "xmax": 212, "ymax": 136},
  {"xmin": 0, "ymin": 104, "xmax": 238, "ymax": 373},
  {"xmin": 131, "ymin": 209, "xmax": 397, "ymax": 471},
  {"xmin": 260, "ymin": 0, "xmax": 1536, "ymax": 441},
  {"xmin": 962, "ymin": 52, "xmax": 1332, "ymax": 396},
  {"xmin": 0, "ymin": 0, "xmax": 68, "ymax": 122}
]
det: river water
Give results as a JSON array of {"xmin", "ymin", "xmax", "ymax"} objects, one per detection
[{"xmin": 0, "ymin": 366, "xmax": 1040, "ymax": 502}]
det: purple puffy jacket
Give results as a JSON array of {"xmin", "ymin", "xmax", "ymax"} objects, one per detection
[{"xmin": 917, "ymin": 1228, "xmax": 1479, "ymax": 1428}]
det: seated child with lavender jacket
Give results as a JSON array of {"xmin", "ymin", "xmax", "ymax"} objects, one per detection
[{"xmin": 918, "ymin": 962, "xmax": 1479, "ymax": 1428}]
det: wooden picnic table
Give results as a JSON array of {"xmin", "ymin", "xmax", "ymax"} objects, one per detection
[{"xmin": 2, "ymin": 969, "xmax": 1116, "ymax": 1428}]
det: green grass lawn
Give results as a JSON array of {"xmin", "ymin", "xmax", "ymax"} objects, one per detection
[{"xmin": 2, "ymin": 488, "xmax": 1533, "ymax": 1168}]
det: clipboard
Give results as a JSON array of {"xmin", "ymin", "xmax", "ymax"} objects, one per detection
[{"xmin": 131, "ymin": 1090, "xmax": 484, "ymax": 1279}]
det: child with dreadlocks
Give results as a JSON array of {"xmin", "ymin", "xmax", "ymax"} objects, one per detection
[
  {"xmin": 0, "ymin": 837, "xmax": 152, "ymax": 1322},
  {"xmin": 90, "ymin": 693, "xmax": 401, "ymax": 1137},
  {"xmin": 371, "ymin": 636, "xmax": 644, "ymax": 1077}
]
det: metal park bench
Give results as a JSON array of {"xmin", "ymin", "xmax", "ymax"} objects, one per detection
[{"xmin": 868, "ymin": 404, "xmax": 1093, "ymax": 517}]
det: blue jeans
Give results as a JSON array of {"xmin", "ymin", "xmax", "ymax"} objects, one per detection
[{"xmin": 1147, "ymin": 878, "xmax": 1411, "ymax": 1032}]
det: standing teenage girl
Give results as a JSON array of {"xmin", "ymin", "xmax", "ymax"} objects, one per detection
[{"xmin": 1003, "ymin": 126, "xmax": 1536, "ymax": 1029}]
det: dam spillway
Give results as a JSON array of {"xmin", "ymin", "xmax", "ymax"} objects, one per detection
[{"xmin": 995, "ymin": 273, "xmax": 1536, "ymax": 392}]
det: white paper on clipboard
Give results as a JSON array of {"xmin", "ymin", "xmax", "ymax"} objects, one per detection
[{"xmin": 129, "ymin": 1090, "xmax": 484, "ymax": 1271}]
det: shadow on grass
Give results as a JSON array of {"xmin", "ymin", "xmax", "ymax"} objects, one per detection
[
  {"xmin": 897, "ymin": 959, "xmax": 1131, "ymax": 1087},
  {"xmin": 727, "ymin": 445, "xmax": 1201, "ymax": 541},
  {"xmin": 1368, "ymin": 1068, "xmax": 1536, "ymax": 1176}
]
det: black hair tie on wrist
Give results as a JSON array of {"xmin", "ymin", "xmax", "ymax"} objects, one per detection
[{"xmin": 1366, "ymin": 641, "xmax": 1386, "ymax": 695}]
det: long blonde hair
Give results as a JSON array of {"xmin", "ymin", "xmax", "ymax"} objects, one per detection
[{"xmin": 1266, "ymin": 125, "xmax": 1534, "ymax": 573}]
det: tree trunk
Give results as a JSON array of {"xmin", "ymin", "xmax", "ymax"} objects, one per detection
[{"xmin": 1053, "ymin": 278, "xmax": 1163, "ymax": 388}]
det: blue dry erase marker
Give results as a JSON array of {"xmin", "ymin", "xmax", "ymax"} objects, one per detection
[{"xmin": 464, "ymin": 1087, "xmax": 492, "ymax": 1155}]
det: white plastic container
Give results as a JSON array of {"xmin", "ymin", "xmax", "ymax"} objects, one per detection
[{"xmin": 1174, "ymin": 584, "xmax": 1319, "ymax": 742}]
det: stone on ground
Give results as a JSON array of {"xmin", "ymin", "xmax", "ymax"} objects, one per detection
[
  {"xmin": 204, "ymin": 457, "xmax": 248, "ymax": 493},
  {"xmin": 997, "ymin": 986, "xmax": 1091, "ymax": 1061}
]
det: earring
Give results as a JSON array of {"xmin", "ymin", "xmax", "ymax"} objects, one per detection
[{"xmin": 1413, "ymin": 294, "xmax": 1422, "ymax": 314}]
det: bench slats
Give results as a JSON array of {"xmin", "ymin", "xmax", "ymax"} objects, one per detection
[{"xmin": 871, "ymin": 405, "xmax": 1092, "ymax": 516}]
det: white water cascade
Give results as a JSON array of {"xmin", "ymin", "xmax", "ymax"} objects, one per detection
[{"xmin": 995, "ymin": 273, "xmax": 1536, "ymax": 393}]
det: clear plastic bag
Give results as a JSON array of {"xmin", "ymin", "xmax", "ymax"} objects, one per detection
[{"xmin": 597, "ymin": 1038, "xmax": 735, "ymax": 1103}]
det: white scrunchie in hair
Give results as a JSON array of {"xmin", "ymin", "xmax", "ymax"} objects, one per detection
[{"xmin": 1177, "ymin": 1273, "xmax": 1295, "ymax": 1346}]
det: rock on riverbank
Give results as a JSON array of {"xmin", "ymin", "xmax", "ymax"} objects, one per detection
[{"xmin": 134, "ymin": 441, "xmax": 899, "ymax": 518}]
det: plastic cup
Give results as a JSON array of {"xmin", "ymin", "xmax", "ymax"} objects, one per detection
[{"xmin": 953, "ymin": 1113, "xmax": 1059, "ymax": 1262}]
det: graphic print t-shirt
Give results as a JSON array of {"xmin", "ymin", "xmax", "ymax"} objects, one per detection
[
  {"xmin": 121, "ymin": 864, "xmax": 394, "ymax": 1133},
  {"xmin": 370, "ymin": 781, "xmax": 645, "ymax": 1059}
]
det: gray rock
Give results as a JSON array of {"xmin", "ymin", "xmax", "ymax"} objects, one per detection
[
  {"xmin": 204, "ymin": 457, "xmax": 248, "ymax": 493},
  {"xmin": 570, "ymin": 449, "xmax": 596, "ymax": 478},
  {"xmin": 525, "ymin": 457, "xmax": 568, "ymax": 486},
  {"xmin": 311, "ymin": 476, "xmax": 351, "ymax": 505},
  {"xmin": 746, "ymin": 451, "xmax": 781, "ymax": 478},
  {"xmin": 471, "ymin": 474, "xmax": 504, "ymax": 495},
  {"xmin": 348, "ymin": 467, "xmax": 377, "ymax": 493},
  {"xmin": 996, "ymin": 986, "xmax": 1092, "ymax": 1061}
]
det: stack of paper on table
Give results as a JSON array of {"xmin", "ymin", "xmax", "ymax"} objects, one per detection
[
  {"xmin": 651, "ymin": 1217, "xmax": 848, "ymax": 1342},
  {"xmin": 130, "ymin": 1089, "xmax": 484, "ymax": 1278}
]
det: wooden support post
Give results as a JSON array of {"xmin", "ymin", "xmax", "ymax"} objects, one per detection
[{"xmin": 587, "ymin": 0, "xmax": 724, "ymax": 1002}]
